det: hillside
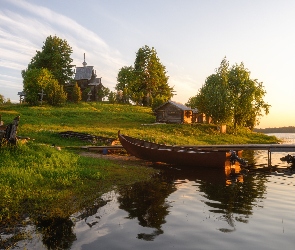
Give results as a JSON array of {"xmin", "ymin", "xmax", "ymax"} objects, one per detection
[{"xmin": 0, "ymin": 102, "xmax": 279, "ymax": 146}]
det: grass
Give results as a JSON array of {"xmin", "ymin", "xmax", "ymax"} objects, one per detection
[
  {"xmin": 0, "ymin": 102, "xmax": 278, "ymax": 146},
  {"xmin": 0, "ymin": 142, "xmax": 154, "ymax": 224},
  {"xmin": 0, "ymin": 102, "xmax": 279, "ymax": 245}
]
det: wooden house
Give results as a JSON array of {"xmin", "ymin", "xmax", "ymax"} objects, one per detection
[
  {"xmin": 154, "ymin": 101, "xmax": 193, "ymax": 124},
  {"xmin": 74, "ymin": 53, "xmax": 104, "ymax": 101},
  {"xmin": 154, "ymin": 101, "xmax": 211, "ymax": 124}
]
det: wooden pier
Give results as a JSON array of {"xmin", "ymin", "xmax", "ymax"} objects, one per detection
[
  {"xmin": 181, "ymin": 144, "xmax": 295, "ymax": 166},
  {"xmin": 83, "ymin": 143, "xmax": 295, "ymax": 166}
]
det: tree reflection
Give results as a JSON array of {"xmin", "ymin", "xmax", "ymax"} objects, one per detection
[
  {"xmin": 117, "ymin": 173, "xmax": 176, "ymax": 241},
  {"xmin": 36, "ymin": 217, "xmax": 76, "ymax": 249},
  {"xmin": 197, "ymin": 160, "xmax": 267, "ymax": 232}
]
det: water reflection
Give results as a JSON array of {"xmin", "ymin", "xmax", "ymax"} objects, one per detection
[
  {"xmin": 198, "ymin": 169, "xmax": 267, "ymax": 232},
  {"xmin": 151, "ymin": 159, "xmax": 267, "ymax": 232},
  {"xmin": 114, "ymin": 159, "xmax": 268, "ymax": 239},
  {"xmin": 36, "ymin": 217, "xmax": 76, "ymax": 249},
  {"xmin": 117, "ymin": 173, "xmax": 176, "ymax": 241}
]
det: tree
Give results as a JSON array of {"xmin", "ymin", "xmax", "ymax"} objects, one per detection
[
  {"xmin": 25, "ymin": 35, "xmax": 74, "ymax": 86},
  {"xmin": 187, "ymin": 58, "xmax": 232, "ymax": 124},
  {"xmin": 227, "ymin": 62, "xmax": 270, "ymax": 129},
  {"xmin": 97, "ymin": 85, "xmax": 110, "ymax": 102},
  {"xmin": 187, "ymin": 58, "xmax": 270, "ymax": 130},
  {"xmin": 0, "ymin": 94, "xmax": 5, "ymax": 104},
  {"xmin": 116, "ymin": 45, "xmax": 174, "ymax": 107},
  {"xmin": 22, "ymin": 68, "xmax": 67, "ymax": 106},
  {"xmin": 116, "ymin": 66, "xmax": 134, "ymax": 103},
  {"xmin": 108, "ymin": 91, "xmax": 116, "ymax": 104},
  {"xmin": 22, "ymin": 68, "xmax": 54, "ymax": 105},
  {"xmin": 71, "ymin": 83, "xmax": 82, "ymax": 103}
]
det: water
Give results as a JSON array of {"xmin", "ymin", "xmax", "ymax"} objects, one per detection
[{"xmin": 10, "ymin": 134, "xmax": 295, "ymax": 250}]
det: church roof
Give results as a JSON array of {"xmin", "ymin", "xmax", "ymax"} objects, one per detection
[{"xmin": 74, "ymin": 66, "xmax": 94, "ymax": 80}]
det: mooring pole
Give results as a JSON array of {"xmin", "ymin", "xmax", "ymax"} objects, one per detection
[{"xmin": 268, "ymin": 149, "xmax": 272, "ymax": 166}]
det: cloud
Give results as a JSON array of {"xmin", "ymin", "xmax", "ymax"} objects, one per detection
[{"xmin": 0, "ymin": 0, "xmax": 128, "ymax": 101}]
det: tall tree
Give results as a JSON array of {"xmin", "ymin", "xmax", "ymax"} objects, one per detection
[
  {"xmin": 116, "ymin": 66, "xmax": 133, "ymax": 104},
  {"xmin": 24, "ymin": 35, "xmax": 74, "ymax": 85},
  {"xmin": 227, "ymin": 62, "xmax": 270, "ymax": 129},
  {"xmin": 186, "ymin": 58, "xmax": 231, "ymax": 124},
  {"xmin": 187, "ymin": 58, "xmax": 270, "ymax": 129},
  {"xmin": 116, "ymin": 45, "xmax": 174, "ymax": 107}
]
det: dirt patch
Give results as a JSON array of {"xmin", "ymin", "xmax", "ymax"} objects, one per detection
[{"xmin": 79, "ymin": 151, "xmax": 151, "ymax": 167}]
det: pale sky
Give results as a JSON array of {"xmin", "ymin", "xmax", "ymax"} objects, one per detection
[{"xmin": 1, "ymin": 0, "xmax": 294, "ymax": 128}]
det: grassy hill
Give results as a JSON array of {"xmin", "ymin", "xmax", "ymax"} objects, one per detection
[{"xmin": 1, "ymin": 102, "xmax": 278, "ymax": 146}]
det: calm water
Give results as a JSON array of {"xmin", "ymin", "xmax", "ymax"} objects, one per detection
[{"xmin": 11, "ymin": 133, "xmax": 295, "ymax": 250}]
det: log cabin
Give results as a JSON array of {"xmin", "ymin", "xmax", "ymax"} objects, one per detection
[{"xmin": 154, "ymin": 101, "xmax": 209, "ymax": 124}]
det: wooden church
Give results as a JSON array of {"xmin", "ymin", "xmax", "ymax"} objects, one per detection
[{"xmin": 74, "ymin": 54, "xmax": 104, "ymax": 101}]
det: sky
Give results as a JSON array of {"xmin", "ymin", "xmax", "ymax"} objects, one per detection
[{"xmin": 1, "ymin": 0, "xmax": 295, "ymax": 128}]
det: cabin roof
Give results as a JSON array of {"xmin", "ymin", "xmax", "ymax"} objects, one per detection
[
  {"xmin": 154, "ymin": 100, "xmax": 191, "ymax": 111},
  {"xmin": 74, "ymin": 66, "xmax": 94, "ymax": 80}
]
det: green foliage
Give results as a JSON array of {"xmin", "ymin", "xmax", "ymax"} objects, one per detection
[
  {"xmin": 22, "ymin": 68, "xmax": 56, "ymax": 106},
  {"xmin": 116, "ymin": 45, "xmax": 174, "ymax": 106},
  {"xmin": 25, "ymin": 35, "xmax": 74, "ymax": 85},
  {"xmin": 108, "ymin": 91, "xmax": 117, "ymax": 104},
  {"xmin": 0, "ymin": 94, "xmax": 4, "ymax": 104},
  {"xmin": 187, "ymin": 58, "xmax": 270, "ymax": 130},
  {"xmin": 21, "ymin": 35, "xmax": 74, "ymax": 107},
  {"xmin": 97, "ymin": 85, "xmax": 110, "ymax": 102},
  {"xmin": 71, "ymin": 83, "xmax": 82, "ymax": 103},
  {"xmin": 45, "ymin": 80, "xmax": 67, "ymax": 106}
]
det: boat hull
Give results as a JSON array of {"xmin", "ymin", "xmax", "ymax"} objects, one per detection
[{"xmin": 118, "ymin": 131, "xmax": 227, "ymax": 168}]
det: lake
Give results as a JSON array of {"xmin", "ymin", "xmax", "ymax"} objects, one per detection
[{"xmin": 12, "ymin": 133, "xmax": 295, "ymax": 250}]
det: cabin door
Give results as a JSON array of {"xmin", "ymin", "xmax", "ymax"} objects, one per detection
[{"xmin": 157, "ymin": 111, "xmax": 165, "ymax": 122}]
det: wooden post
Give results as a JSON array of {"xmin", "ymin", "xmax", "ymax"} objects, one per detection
[
  {"xmin": 17, "ymin": 91, "xmax": 26, "ymax": 104},
  {"xmin": 268, "ymin": 150, "xmax": 272, "ymax": 166}
]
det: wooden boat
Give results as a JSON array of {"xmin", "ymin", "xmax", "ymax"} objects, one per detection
[{"xmin": 118, "ymin": 131, "xmax": 231, "ymax": 168}]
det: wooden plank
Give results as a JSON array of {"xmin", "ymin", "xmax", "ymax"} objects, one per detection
[
  {"xmin": 169, "ymin": 144, "xmax": 295, "ymax": 152},
  {"xmin": 82, "ymin": 144, "xmax": 295, "ymax": 152}
]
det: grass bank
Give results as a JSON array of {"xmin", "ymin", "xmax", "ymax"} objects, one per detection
[{"xmin": 1, "ymin": 102, "xmax": 278, "ymax": 146}]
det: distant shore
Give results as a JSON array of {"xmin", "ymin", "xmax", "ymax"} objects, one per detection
[{"xmin": 254, "ymin": 126, "xmax": 295, "ymax": 133}]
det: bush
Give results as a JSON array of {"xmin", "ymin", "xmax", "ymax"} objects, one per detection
[{"xmin": 45, "ymin": 81, "xmax": 67, "ymax": 106}]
